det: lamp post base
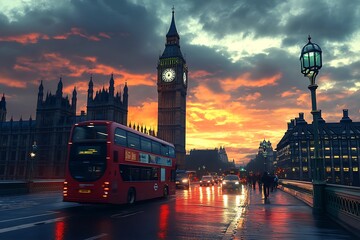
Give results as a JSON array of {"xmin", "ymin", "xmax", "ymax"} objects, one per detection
[
  {"xmin": 312, "ymin": 180, "xmax": 326, "ymax": 214},
  {"xmin": 26, "ymin": 181, "xmax": 34, "ymax": 193}
]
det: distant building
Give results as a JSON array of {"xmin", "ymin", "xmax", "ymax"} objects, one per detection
[
  {"xmin": 0, "ymin": 76, "xmax": 128, "ymax": 180},
  {"xmin": 276, "ymin": 110, "xmax": 360, "ymax": 186},
  {"xmin": 219, "ymin": 146, "xmax": 229, "ymax": 163},
  {"xmin": 246, "ymin": 140, "xmax": 276, "ymax": 175},
  {"xmin": 185, "ymin": 147, "xmax": 235, "ymax": 176}
]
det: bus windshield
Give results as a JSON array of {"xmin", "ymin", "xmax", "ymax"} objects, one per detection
[{"xmin": 72, "ymin": 125, "xmax": 108, "ymax": 142}]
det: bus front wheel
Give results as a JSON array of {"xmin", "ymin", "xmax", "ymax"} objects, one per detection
[{"xmin": 127, "ymin": 188, "xmax": 136, "ymax": 204}]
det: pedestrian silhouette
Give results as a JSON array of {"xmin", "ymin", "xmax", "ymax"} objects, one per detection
[{"xmin": 261, "ymin": 171, "xmax": 272, "ymax": 200}]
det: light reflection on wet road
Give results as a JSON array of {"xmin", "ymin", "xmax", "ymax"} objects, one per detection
[
  {"xmin": 0, "ymin": 183, "xmax": 249, "ymax": 240},
  {"xmin": 171, "ymin": 183, "xmax": 248, "ymax": 239}
]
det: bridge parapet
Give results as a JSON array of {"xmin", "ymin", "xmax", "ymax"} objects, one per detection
[
  {"xmin": 0, "ymin": 179, "xmax": 63, "ymax": 195},
  {"xmin": 279, "ymin": 179, "xmax": 360, "ymax": 238},
  {"xmin": 325, "ymin": 184, "xmax": 360, "ymax": 236}
]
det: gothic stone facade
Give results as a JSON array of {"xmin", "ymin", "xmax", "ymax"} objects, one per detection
[{"xmin": 0, "ymin": 76, "xmax": 128, "ymax": 180}]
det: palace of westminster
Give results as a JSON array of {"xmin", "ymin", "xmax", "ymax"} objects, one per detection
[{"xmin": 1, "ymin": 10, "xmax": 359, "ymax": 186}]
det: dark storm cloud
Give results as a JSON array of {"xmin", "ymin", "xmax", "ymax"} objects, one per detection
[
  {"xmin": 284, "ymin": 0, "xmax": 359, "ymax": 42},
  {"xmin": 183, "ymin": 0, "xmax": 360, "ymax": 43},
  {"xmin": 0, "ymin": 0, "xmax": 162, "ymax": 73},
  {"xmin": 181, "ymin": 0, "xmax": 284, "ymax": 38},
  {"xmin": 0, "ymin": 0, "xmax": 359, "ymax": 120}
]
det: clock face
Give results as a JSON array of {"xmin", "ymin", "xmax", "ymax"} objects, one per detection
[
  {"xmin": 162, "ymin": 68, "xmax": 175, "ymax": 82},
  {"xmin": 183, "ymin": 72, "xmax": 187, "ymax": 85}
]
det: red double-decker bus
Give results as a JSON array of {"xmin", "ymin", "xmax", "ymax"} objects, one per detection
[{"xmin": 63, "ymin": 121, "xmax": 176, "ymax": 204}]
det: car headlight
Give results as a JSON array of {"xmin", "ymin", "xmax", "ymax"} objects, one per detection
[
  {"xmin": 235, "ymin": 181, "xmax": 239, "ymax": 185},
  {"xmin": 222, "ymin": 181, "xmax": 226, "ymax": 185},
  {"xmin": 182, "ymin": 179, "xmax": 188, "ymax": 183}
]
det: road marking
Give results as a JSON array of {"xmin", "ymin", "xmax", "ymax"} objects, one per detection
[
  {"xmin": 84, "ymin": 233, "xmax": 108, "ymax": 240},
  {"xmin": 222, "ymin": 191, "xmax": 249, "ymax": 240},
  {"xmin": 0, "ymin": 211, "xmax": 58, "ymax": 223},
  {"xmin": 0, "ymin": 217, "xmax": 64, "ymax": 233},
  {"xmin": 111, "ymin": 210, "xmax": 144, "ymax": 218}
]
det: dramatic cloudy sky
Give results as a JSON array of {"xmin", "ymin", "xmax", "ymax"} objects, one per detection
[{"xmin": 1, "ymin": 0, "xmax": 360, "ymax": 164}]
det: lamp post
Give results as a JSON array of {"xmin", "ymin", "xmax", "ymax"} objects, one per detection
[
  {"xmin": 28, "ymin": 141, "xmax": 37, "ymax": 187},
  {"xmin": 300, "ymin": 35, "xmax": 326, "ymax": 213},
  {"xmin": 260, "ymin": 140, "xmax": 269, "ymax": 172}
]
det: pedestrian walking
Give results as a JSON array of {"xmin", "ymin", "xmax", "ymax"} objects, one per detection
[
  {"xmin": 249, "ymin": 174, "xmax": 256, "ymax": 189},
  {"xmin": 261, "ymin": 171, "xmax": 272, "ymax": 200},
  {"xmin": 256, "ymin": 173, "xmax": 262, "ymax": 190},
  {"xmin": 273, "ymin": 174, "xmax": 279, "ymax": 190}
]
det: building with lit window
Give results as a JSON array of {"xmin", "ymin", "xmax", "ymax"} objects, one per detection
[{"xmin": 276, "ymin": 110, "xmax": 360, "ymax": 186}]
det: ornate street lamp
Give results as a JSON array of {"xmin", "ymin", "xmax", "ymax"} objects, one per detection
[
  {"xmin": 300, "ymin": 35, "xmax": 325, "ymax": 213},
  {"xmin": 259, "ymin": 140, "xmax": 269, "ymax": 172},
  {"xmin": 28, "ymin": 141, "xmax": 37, "ymax": 184}
]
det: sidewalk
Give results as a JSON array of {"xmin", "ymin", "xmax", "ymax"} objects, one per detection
[{"xmin": 233, "ymin": 186, "xmax": 356, "ymax": 240}]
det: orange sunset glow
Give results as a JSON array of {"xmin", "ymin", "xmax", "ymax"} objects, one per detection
[{"xmin": 1, "ymin": 1, "xmax": 360, "ymax": 165}]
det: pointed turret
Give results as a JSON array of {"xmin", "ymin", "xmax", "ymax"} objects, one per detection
[
  {"xmin": 37, "ymin": 80, "xmax": 44, "ymax": 107},
  {"xmin": 166, "ymin": 7, "xmax": 180, "ymax": 39},
  {"xmin": 1, "ymin": 93, "xmax": 6, "ymax": 111},
  {"xmin": 87, "ymin": 75, "xmax": 94, "ymax": 104},
  {"xmin": 72, "ymin": 87, "xmax": 77, "ymax": 114},
  {"xmin": 0, "ymin": 93, "xmax": 6, "ymax": 122},
  {"xmin": 123, "ymin": 82, "xmax": 128, "ymax": 107},
  {"xmin": 109, "ymin": 73, "xmax": 114, "ymax": 101},
  {"xmin": 56, "ymin": 77, "xmax": 63, "ymax": 98},
  {"xmin": 160, "ymin": 7, "xmax": 184, "ymax": 59}
]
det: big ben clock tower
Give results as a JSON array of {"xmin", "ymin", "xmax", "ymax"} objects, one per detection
[{"xmin": 157, "ymin": 8, "xmax": 188, "ymax": 169}]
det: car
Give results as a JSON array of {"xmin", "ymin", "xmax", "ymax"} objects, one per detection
[
  {"xmin": 176, "ymin": 172, "xmax": 190, "ymax": 189},
  {"xmin": 200, "ymin": 175, "xmax": 215, "ymax": 186},
  {"xmin": 222, "ymin": 174, "xmax": 241, "ymax": 191},
  {"xmin": 212, "ymin": 175, "xmax": 219, "ymax": 184}
]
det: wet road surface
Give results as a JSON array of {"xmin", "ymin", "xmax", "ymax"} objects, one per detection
[
  {"xmin": 0, "ymin": 183, "xmax": 247, "ymax": 240},
  {"xmin": 0, "ymin": 184, "xmax": 355, "ymax": 239}
]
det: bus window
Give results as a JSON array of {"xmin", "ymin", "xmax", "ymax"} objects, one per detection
[
  {"xmin": 68, "ymin": 143, "xmax": 107, "ymax": 182},
  {"xmin": 161, "ymin": 144, "xmax": 169, "ymax": 156},
  {"xmin": 119, "ymin": 165, "xmax": 158, "ymax": 181},
  {"xmin": 127, "ymin": 132, "xmax": 140, "ymax": 149},
  {"xmin": 169, "ymin": 146, "xmax": 175, "ymax": 158},
  {"xmin": 152, "ymin": 141, "xmax": 161, "ymax": 155},
  {"xmin": 72, "ymin": 125, "xmax": 108, "ymax": 142},
  {"xmin": 114, "ymin": 128, "xmax": 127, "ymax": 146},
  {"xmin": 140, "ymin": 137, "xmax": 151, "ymax": 152}
]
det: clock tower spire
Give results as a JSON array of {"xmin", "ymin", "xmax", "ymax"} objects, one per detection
[{"xmin": 157, "ymin": 8, "xmax": 188, "ymax": 169}]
